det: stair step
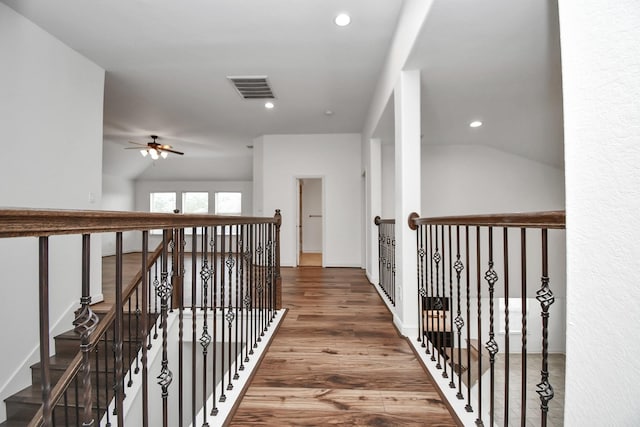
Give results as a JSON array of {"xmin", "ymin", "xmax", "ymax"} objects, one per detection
[{"xmin": 4, "ymin": 383, "xmax": 113, "ymax": 423}]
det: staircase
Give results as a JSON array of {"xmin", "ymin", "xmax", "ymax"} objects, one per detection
[{"xmin": 1, "ymin": 310, "xmax": 156, "ymax": 426}]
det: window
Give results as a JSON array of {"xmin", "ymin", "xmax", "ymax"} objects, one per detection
[
  {"xmin": 150, "ymin": 192, "xmax": 176, "ymax": 235},
  {"xmin": 182, "ymin": 192, "xmax": 208, "ymax": 214},
  {"xmin": 215, "ymin": 192, "xmax": 242, "ymax": 216},
  {"xmin": 182, "ymin": 192, "xmax": 208, "ymax": 234},
  {"xmin": 150, "ymin": 192, "xmax": 176, "ymax": 213}
]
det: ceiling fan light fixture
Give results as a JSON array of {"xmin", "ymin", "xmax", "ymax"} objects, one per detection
[
  {"xmin": 160, "ymin": 151, "xmax": 168, "ymax": 159},
  {"xmin": 140, "ymin": 149, "xmax": 148, "ymax": 157},
  {"xmin": 149, "ymin": 148, "xmax": 159, "ymax": 160}
]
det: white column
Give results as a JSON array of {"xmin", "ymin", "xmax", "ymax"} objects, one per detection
[
  {"xmin": 366, "ymin": 138, "xmax": 382, "ymax": 285},
  {"xmin": 394, "ymin": 70, "xmax": 421, "ymax": 335},
  {"xmin": 559, "ymin": 0, "xmax": 640, "ymax": 424}
]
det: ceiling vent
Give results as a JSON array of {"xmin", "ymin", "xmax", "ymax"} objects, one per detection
[{"xmin": 227, "ymin": 76, "xmax": 275, "ymax": 100}]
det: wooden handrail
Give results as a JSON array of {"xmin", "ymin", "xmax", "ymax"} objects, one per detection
[
  {"xmin": 0, "ymin": 208, "xmax": 278, "ymax": 238},
  {"xmin": 408, "ymin": 210, "xmax": 565, "ymax": 230},
  {"xmin": 27, "ymin": 241, "xmax": 166, "ymax": 427},
  {"xmin": 374, "ymin": 216, "xmax": 395, "ymax": 225}
]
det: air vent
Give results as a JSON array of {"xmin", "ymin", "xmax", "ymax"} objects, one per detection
[{"xmin": 227, "ymin": 76, "xmax": 275, "ymax": 100}]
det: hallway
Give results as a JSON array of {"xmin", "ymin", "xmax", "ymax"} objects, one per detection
[{"xmin": 230, "ymin": 267, "xmax": 457, "ymax": 426}]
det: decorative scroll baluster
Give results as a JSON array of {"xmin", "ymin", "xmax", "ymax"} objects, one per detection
[
  {"xmin": 453, "ymin": 226, "xmax": 465, "ymax": 399},
  {"xmin": 157, "ymin": 230, "xmax": 174, "ymax": 427},
  {"xmin": 177, "ymin": 228, "xmax": 185, "ymax": 427},
  {"xmin": 446, "ymin": 226, "xmax": 454, "ymax": 388},
  {"xmin": 429, "ymin": 225, "xmax": 435, "ymax": 360},
  {"xmin": 440, "ymin": 226, "xmax": 447, "ymax": 379},
  {"xmin": 417, "ymin": 223, "xmax": 426, "ymax": 345},
  {"xmin": 226, "ymin": 239, "xmax": 236, "ymax": 391},
  {"xmin": 537, "ymin": 229, "xmax": 554, "ymax": 426},
  {"xmin": 199, "ymin": 227, "xmax": 212, "ymax": 427},
  {"xmin": 220, "ymin": 225, "xmax": 228, "ymax": 402},
  {"xmin": 484, "ymin": 227, "xmax": 499, "ymax": 426},
  {"xmin": 73, "ymin": 234, "xmax": 99, "ymax": 426}
]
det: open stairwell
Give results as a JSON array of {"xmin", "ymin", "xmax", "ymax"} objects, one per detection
[{"xmin": 1, "ymin": 310, "xmax": 156, "ymax": 426}]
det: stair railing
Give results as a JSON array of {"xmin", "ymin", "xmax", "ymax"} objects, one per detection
[
  {"xmin": 0, "ymin": 208, "xmax": 282, "ymax": 427},
  {"xmin": 408, "ymin": 211, "xmax": 565, "ymax": 427},
  {"xmin": 374, "ymin": 216, "xmax": 396, "ymax": 306}
]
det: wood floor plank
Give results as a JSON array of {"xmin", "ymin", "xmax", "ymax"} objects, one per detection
[{"xmin": 229, "ymin": 267, "xmax": 457, "ymax": 426}]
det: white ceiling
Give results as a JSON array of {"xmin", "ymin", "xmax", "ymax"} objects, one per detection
[
  {"xmin": 376, "ymin": 0, "xmax": 564, "ymax": 168},
  {"xmin": 2, "ymin": 0, "xmax": 404, "ymax": 178},
  {"xmin": 4, "ymin": 0, "xmax": 564, "ymax": 179}
]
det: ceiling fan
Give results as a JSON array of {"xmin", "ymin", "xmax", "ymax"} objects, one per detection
[{"xmin": 126, "ymin": 135, "xmax": 184, "ymax": 159}]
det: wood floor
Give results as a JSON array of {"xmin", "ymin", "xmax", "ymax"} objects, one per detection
[
  {"xmin": 298, "ymin": 252, "xmax": 322, "ymax": 267},
  {"xmin": 229, "ymin": 267, "xmax": 457, "ymax": 426}
]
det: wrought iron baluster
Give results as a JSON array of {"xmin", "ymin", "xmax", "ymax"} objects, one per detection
[
  {"xmin": 225, "ymin": 228, "xmax": 236, "ymax": 391},
  {"xmin": 177, "ymin": 228, "xmax": 185, "ymax": 427},
  {"xmin": 537, "ymin": 229, "xmax": 554, "ymax": 426},
  {"xmin": 220, "ymin": 225, "xmax": 228, "ymax": 402},
  {"xmin": 234, "ymin": 224, "xmax": 241, "ymax": 379},
  {"xmin": 191, "ymin": 227, "xmax": 197, "ymax": 427},
  {"xmin": 38, "ymin": 236, "xmax": 53, "ymax": 427},
  {"xmin": 141, "ymin": 231, "xmax": 149, "ymax": 427},
  {"xmin": 114, "ymin": 232, "xmax": 125, "ymax": 426},
  {"xmin": 448, "ymin": 226, "xmax": 455, "ymax": 388},
  {"xmin": 503, "ymin": 227, "xmax": 510, "ymax": 425},
  {"xmin": 476, "ymin": 226, "xmax": 483, "ymax": 426},
  {"xmin": 465, "ymin": 226, "xmax": 473, "ymax": 413},
  {"xmin": 157, "ymin": 230, "xmax": 174, "ymax": 427},
  {"xmin": 454, "ymin": 226, "xmax": 465, "ymax": 399},
  {"xmin": 520, "ymin": 228, "xmax": 527, "ymax": 426},
  {"xmin": 127, "ymin": 297, "xmax": 133, "ymax": 388},
  {"xmin": 428, "ymin": 225, "xmax": 434, "ymax": 359},
  {"xmin": 434, "ymin": 225, "xmax": 442, "ymax": 370},
  {"xmin": 73, "ymin": 234, "xmax": 99, "ymax": 426},
  {"xmin": 199, "ymin": 227, "xmax": 212, "ymax": 426},
  {"xmin": 484, "ymin": 227, "xmax": 499, "ymax": 426},
  {"xmin": 417, "ymin": 223, "xmax": 426, "ymax": 345},
  {"xmin": 211, "ymin": 226, "xmax": 219, "ymax": 415},
  {"xmin": 239, "ymin": 224, "xmax": 247, "ymax": 373}
]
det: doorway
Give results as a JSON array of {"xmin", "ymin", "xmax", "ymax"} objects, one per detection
[{"xmin": 297, "ymin": 178, "xmax": 323, "ymax": 267}]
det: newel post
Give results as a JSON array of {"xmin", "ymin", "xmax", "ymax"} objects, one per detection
[{"xmin": 274, "ymin": 209, "xmax": 282, "ymax": 310}]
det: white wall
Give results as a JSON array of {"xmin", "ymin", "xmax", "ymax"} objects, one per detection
[
  {"xmin": 559, "ymin": 1, "xmax": 640, "ymax": 425},
  {"xmin": 301, "ymin": 178, "xmax": 323, "ymax": 253},
  {"xmin": 102, "ymin": 174, "xmax": 137, "ymax": 255},
  {"xmin": 381, "ymin": 143, "xmax": 395, "ymax": 218},
  {"xmin": 0, "ymin": 4, "xmax": 104, "ymax": 421},
  {"xmin": 255, "ymin": 134, "xmax": 362, "ymax": 267}
]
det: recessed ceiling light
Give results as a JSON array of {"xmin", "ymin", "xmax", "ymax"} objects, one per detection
[
  {"xmin": 265, "ymin": 101, "xmax": 274, "ymax": 109},
  {"xmin": 335, "ymin": 13, "xmax": 351, "ymax": 27},
  {"xmin": 325, "ymin": 109, "xmax": 334, "ymax": 116},
  {"xmin": 469, "ymin": 120, "xmax": 483, "ymax": 128}
]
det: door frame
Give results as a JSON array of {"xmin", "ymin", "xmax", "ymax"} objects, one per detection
[{"xmin": 294, "ymin": 176, "xmax": 325, "ymax": 267}]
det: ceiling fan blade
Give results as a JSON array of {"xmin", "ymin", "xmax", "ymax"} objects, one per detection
[
  {"xmin": 125, "ymin": 147, "xmax": 147, "ymax": 150},
  {"xmin": 127, "ymin": 140, "xmax": 147, "ymax": 146},
  {"xmin": 158, "ymin": 147, "xmax": 184, "ymax": 155}
]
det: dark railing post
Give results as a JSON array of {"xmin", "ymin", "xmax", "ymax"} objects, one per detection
[
  {"xmin": 141, "ymin": 231, "xmax": 149, "ymax": 427},
  {"xmin": 537, "ymin": 229, "xmax": 555, "ymax": 426},
  {"xmin": 38, "ymin": 236, "xmax": 52, "ymax": 427},
  {"xmin": 114, "ymin": 232, "xmax": 125, "ymax": 426}
]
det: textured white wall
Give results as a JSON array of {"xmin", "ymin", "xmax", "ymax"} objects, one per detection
[
  {"xmin": 0, "ymin": 4, "xmax": 104, "ymax": 422},
  {"xmin": 559, "ymin": 0, "xmax": 640, "ymax": 425},
  {"xmin": 256, "ymin": 134, "xmax": 362, "ymax": 267}
]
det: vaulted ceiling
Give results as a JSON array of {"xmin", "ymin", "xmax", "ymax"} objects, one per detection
[{"xmin": 3, "ymin": 0, "xmax": 564, "ymax": 179}]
